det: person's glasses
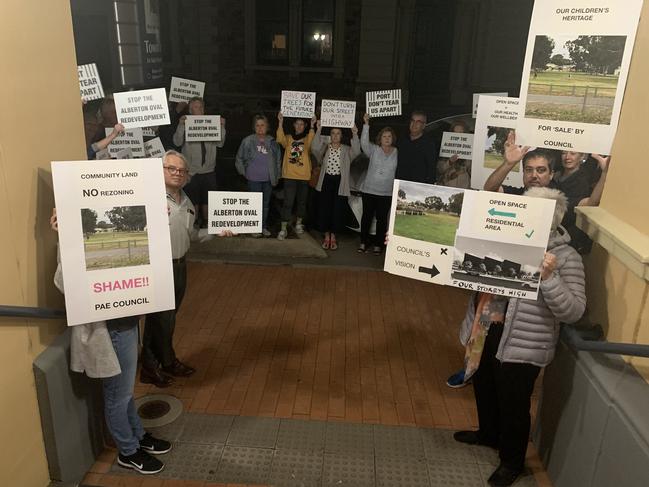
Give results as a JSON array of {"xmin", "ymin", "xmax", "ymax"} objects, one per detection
[{"xmin": 164, "ymin": 165, "xmax": 188, "ymax": 176}]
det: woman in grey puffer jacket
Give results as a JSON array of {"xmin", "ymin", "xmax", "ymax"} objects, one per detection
[{"xmin": 454, "ymin": 187, "xmax": 586, "ymax": 487}]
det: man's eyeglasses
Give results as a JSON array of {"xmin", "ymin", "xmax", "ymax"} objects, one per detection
[{"xmin": 163, "ymin": 165, "xmax": 188, "ymax": 176}]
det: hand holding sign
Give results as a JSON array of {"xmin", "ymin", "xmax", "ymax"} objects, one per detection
[
  {"xmin": 540, "ymin": 252, "xmax": 557, "ymax": 281},
  {"xmin": 592, "ymin": 154, "xmax": 611, "ymax": 172},
  {"xmin": 503, "ymin": 131, "xmax": 531, "ymax": 167}
]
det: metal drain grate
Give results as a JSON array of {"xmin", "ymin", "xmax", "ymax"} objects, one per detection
[{"xmin": 134, "ymin": 394, "xmax": 183, "ymax": 428}]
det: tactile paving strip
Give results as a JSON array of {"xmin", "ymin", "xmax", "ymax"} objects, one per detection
[
  {"xmin": 375, "ymin": 455, "xmax": 430, "ymax": 487},
  {"xmin": 276, "ymin": 419, "xmax": 326, "ymax": 452},
  {"xmin": 325, "ymin": 421, "xmax": 374, "ymax": 455},
  {"xmin": 214, "ymin": 446, "xmax": 273, "ymax": 484},
  {"xmin": 477, "ymin": 463, "xmax": 538, "ymax": 487},
  {"xmin": 471, "ymin": 444, "xmax": 500, "ymax": 466},
  {"xmin": 420, "ymin": 428, "xmax": 477, "ymax": 463},
  {"xmin": 321, "ymin": 452, "xmax": 375, "ymax": 487},
  {"xmin": 268, "ymin": 449, "xmax": 324, "ymax": 487},
  {"xmin": 373, "ymin": 424, "xmax": 425, "ymax": 460},
  {"xmin": 226, "ymin": 416, "xmax": 280, "ymax": 448},
  {"xmin": 428, "ymin": 460, "xmax": 485, "ymax": 487},
  {"xmin": 179, "ymin": 413, "xmax": 234, "ymax": 444},
  {"xmin": 147, "ymin": 414, "xmax": 187, "ymax": 442}
]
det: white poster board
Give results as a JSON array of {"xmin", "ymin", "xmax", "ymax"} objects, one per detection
[
  {"xmin": 366, "ymin": 89, "xmax": 402, "ymax": 118},
  {"xmin": 208, "ymin": 191, "xmax": 262, "ymax": 234},
  {"xmin": 449, "ymin": 190, "xmax": 555, "ymax": 300},
  {"xmin": 320, "ymin": 99, "xmax": 357, "ymax": 128},
  {"xmin": 185, "ymin": 115, "xmax": 222, "ymax": 141},
  {"xmin": 168, "ymin": 76, "xmax": 206, "ymax": 103},
  {"xmin": 439, "ymin": 132, "xmax": 474, "ymax": 159},
  {"xmin": 473, "ymin": 92, "xmax": 508, "ymax": 117},
  {"xmin": 144, "ymin": 137, "xmax": 165, "ymax": 158},
  {"xmin": 78, "ymin": 63, "xmax": 104, "ymax": 102},
  {"xmin": 51, "ymin": 159, "xmax": 175, "ymax": 325},
  {"xmin": 280, "ymin": 90, "xmax": 316, "ymax": 118},
  {"xmin": 384, "ymin": 180, "xmax": 464, "ymax": 286},
  {"xmin": 471, "ymin": 96, "xmax": 523, "ymax": 190},
  {"xmin": 142, "ymin": 127, "xmax": 157, "ymax": 138},
  {"xmin": 106, "ymin": 128, "xmax": 144, "ymax": 158},
  {"xmin": 114, "ymin": 88, "xmax": 171, "ymax": 129},
  {"xmin": 115, "ymin": 148, "xmax": 133, "ymax": 159},
  {"xmin": 516, "ymin": 0, "xmax": 643, "ymax": 154}
]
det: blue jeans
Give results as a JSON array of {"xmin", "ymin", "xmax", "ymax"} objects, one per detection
[
  {"xmin": 103, "ymin": 317, "xmax": 145, "ymax": 456},
  {"xmin": 248, "ymin": 180, "xmax": 272, "ymax": 230}
]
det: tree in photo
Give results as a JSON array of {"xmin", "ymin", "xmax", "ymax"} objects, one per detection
[
  {"xmin": 81, "ymin": 208, "xmax": 98, "ymax": 238},
  {"xmin": 447, "ymin": 192, "xmax": 464, "ymax": 216},
  {"xmin": 566, "ymin": 36, "xmax": 626, "ymax": 75},
  {"xmin": 425, "ymin": 195, "xmax": 444, "ymax": 211},
  {"xmin": 106, "ymin": 206, "xmax": 147, "ymax": 232},
  {"xmin": 531, "ymin": 35, "xmax": 555, "ymax": 71},
  {"xmin": 398, "ymin": 188, "xmax": 406, "ymax": 200},
  {"xmin": 550, "ymin": 53, "xmax": 569, "ymax": 66},
  {"xmin": 487, "ymin": 127, "xmax": 514, "ymax": 156}
]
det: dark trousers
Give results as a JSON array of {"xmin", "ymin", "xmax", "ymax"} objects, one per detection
[
  {"xmin": 473, "ymin": 324, "xmax": 541, "ymax": 471},
  {"xmin": 317, "ymin": 174, "xmax": 347, "ymax": 233},
  {"xmin": 281, "ymin": 179, "xmax": 309, "ymax": 222},
  {"xmin": 360, "ymin": 193, "xmax": 391, "ymax": 247},
  {"xmin": 142, "ymin": 259, "xmax": 187, "ymax": 369}
]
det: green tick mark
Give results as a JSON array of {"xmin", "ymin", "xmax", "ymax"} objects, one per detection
[{"xmin": 525, "ymin": 229, "xmax": 535, "ymax": 238}]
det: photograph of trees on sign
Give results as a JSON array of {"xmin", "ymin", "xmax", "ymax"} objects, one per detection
[
  {"xmin": 484, "ymin": 127, "xmax": 520, "ymax": 171},
  {"xmin": 393, "ymin": 181, "xmax": 464, "ymax": 246},
  {"xmin": 526, "ymin": 35, "xmax": 626, "ymax": 125},
  {"xmin": 81, "ymin": 205, "xmax": 150, "ymax": 270}
]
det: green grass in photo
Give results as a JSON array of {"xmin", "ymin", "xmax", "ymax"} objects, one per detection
[
  {"xmin": 525, "ymin": 102, "xmax": 613, "ymax": 125},
  {"xmin": 483, "ymin": 152, "xmax": 520, "ymax": 171},
  {"xmin": 85, "ymin": 253, "xmax": 150, "ymax": 270},
  {"xmin": 394, "ymin": 212, "xmax": 460, "ymax": 246},
  {"xmin": 84, "ymin": 231, "xmax": 149, "ymax": 250},
  {"xmin": 528, "ymin": 71, "xmax": 618, "ymax": 97}
]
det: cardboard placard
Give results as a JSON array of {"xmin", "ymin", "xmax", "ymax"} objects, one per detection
[
  {"xmin": 472, "ymin": 92, "xmax": 509, "ymax": 117},
  {"xmin": 168, "ymin": 76, "xmax": 206, "ymax": 103},
  {"xmin": 78, "ymin": 63, "xmax": 105, "ymax": 102},
  {"xmin": 320, "ymin": 99, "xmax": 357, "ymax": 128},
  {"xmin": 439, "ymin": 132, "xmax": 474, "ymax": 159},
  {"xmin": 106, "ymin": 128, "xmax": 144, "ymax": 158},
  {"xmin": 142, "ymin": 127, "xmax": 157, "ymax": 138},
  {"xmin": 280, "ymin": 90, "xmax": 316, "ymax": 118},
  {"xmin": 185, "ymin": 115, "xmax": 222, "ymax": 142},
  {"xmin": 366, "ymin": 89, "xmax": 402, "ymax": 118},
  {"xmin": 208, "ymin": 191, "xmax": 262, "ymax": 234},
  {"xmin": 51, "ymin": 159, "xmax": 174, "ymax": 325},
  {"xmin": 114, "ymin": 88, "xmax": 171, "ymax": 129},
  {"xmin": 144, "ymin": 137, "xmax": 165, "ymax": 158},
  {"xmin": 515, "ymin": 0, "xmax": 643, "ymax": 154},
  {"xmin": 471, "ymin": 96, "xmax": 524, "ymax": 190}
]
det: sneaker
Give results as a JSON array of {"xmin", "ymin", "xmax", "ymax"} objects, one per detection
[
  {"xmin": 140, "ymin": 432, "xmax": 172, "ymax": 455},
  {"xmin": 357, "ymin": 243, "xmax": 367, "ymax": 253},
  {"xmin": 262, "ymin": 228, "xmax": 271, "ymax": 237},
  {"xmin": 277, "ymin": 229, "xmax": 287, "ymax": 240},
  {"xmin": 446, "ymin": 369, "xmax": 469, "ymax": 388},
  {"xmin": 372, "ymin": 245, "xmax": 382, "ymax": 255},
  {"xmin": 118, "ymin": 449, "xmax": 164, "ymax": 475},
  {"xmin": 295, "ymin": 223, "xmax": 305, "ymax": 234}
]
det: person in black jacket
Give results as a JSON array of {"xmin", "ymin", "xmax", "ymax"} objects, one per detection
[{"xmin": 395, "ymin": 110, "xmax": 438, "ymax": 184}]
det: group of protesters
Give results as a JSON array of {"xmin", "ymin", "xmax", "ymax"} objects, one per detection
[{"xmin": 72, "ymin": 91, "xmax": 608, "ymax": 485}]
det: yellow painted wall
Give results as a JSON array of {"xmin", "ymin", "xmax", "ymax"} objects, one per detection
[
  {"xmin": 0, "ymin": 0, "xmax": 86, "ymax": 485},
  {"xmin": 584, "ymin": 2, "xmax": 649, "ymax": 379}
]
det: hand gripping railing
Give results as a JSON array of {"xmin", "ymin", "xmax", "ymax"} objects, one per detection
[
  {"xmin": 0, "ymin": 305, "xmax": 66, "ymax": 320},
  {"xmin": 562, "ymin": 325, "xmax": 649, "ymax": 358}
]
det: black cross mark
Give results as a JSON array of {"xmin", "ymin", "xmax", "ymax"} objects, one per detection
[{"xmin": 440, "ymin": 248, "xmax": 448, "ymax": 255}]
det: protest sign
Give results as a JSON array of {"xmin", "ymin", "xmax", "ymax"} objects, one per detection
[
  {"xmin": 516, "ymin": 0, "xmax": 643, "ymax": 154},
  {"xmin": 95, "ymin": 149, "xmax": 111, "ymax": 160},
  {"xmin": 144, "ymin": 137, "xmax": 165, "ymax": 158},
  {"xmin": 384, "ymin": 180, "xmax": 465, "ymax": 286},
  {"xmin": 185, "ymin": 115, "xmax": 222, "ymax": 142},
  {"xmin": 51, "ymin": 159, "xmax": 174, "ymax": 325},
  {"xmin": 142, "ymin": 127, "xmax": 157, "ymax": 138},
  {"xmin": 320, "ymin": 99, "xmax": 357, "ymax": 128},
  {"xmin": 78, "ymin": 63, "xmax": 104, "ymax": 102},
  {"xmin": 280, "ymin": 90, "xmax": 316, "ymax": 118},
  {"xmin": 439, "ymin": 132, "xmax": 474, "ymax": 159},
  {"xmin": 472, "ymin": 92, "xmax": 508, "ymax": 117},
  {"xmin": 106, "ymin": 128, "xmax": 144, "ymax": 158},
  {"xmin": 366, "ymin": 89, "xmax": 402, "ymax": 118},
  {"xmin": 449, "ymin": 190, "xmax": 555, "ymax": 300},
  {"xmin": 471, "ymin": 96, "xmax": 523, "ymax": 190},
  {"xmin": 168, "ymin": 76, "xmax": 205, "ymax": 103},
  {"xmin": 114, "ymin": 88, "xmax": 170, "ymax": 129},
  {"xmin": 115, "ymin": 148, "xmax": 133, "ymax": 159},
  {"xmin": 208, "ymin": 191, "xmax": 262, "ymax": 234}
]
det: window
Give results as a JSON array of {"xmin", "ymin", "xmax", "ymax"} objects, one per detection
[
  {"xmin": 302, "ymin": 0, "xmax": 334, "ymax": 65},
  {"xmin": 256, "ymin": 0, "xmax": 289, "ymax": 65}
]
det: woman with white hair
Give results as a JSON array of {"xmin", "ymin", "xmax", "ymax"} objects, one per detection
[{"xmin": 453, "ymin": 187, "xmax": 586, "ymax": 487}]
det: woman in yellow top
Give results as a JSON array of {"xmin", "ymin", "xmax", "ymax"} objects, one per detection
[{"xmin": 276, "ymin": 111, "xmax": 317, "ymax": 240}]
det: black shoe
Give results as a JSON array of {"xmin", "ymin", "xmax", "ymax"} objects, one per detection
[
  {"xmin": 117, "ymin": 448, "xmax": 164, "ymax": 475},
  {"xmin": 453, "ymin": 430, "xmax": 498, "ymax": 448},
  {"xmin": 140, "ymin": 432, "xmax": 172, "ymax": 455},
  {"xmin": 162, "ymin": 358, "xmax": 196, "ymax": 377},
  {"xmin": 140, "ymin": 366, "xmax": 174, "ymax": 388},
  {"xmin": 488, "ymin": 463, "xmax": 522, "ymax": 486}
]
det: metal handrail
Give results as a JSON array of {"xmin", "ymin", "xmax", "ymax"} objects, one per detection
[
  {"xmin": 562, "ymin": 325, "xmax": 649, "ymax": 358},
  {"xmin": 0, "ymin": 305, "xmax": 65, "ymax": 320}
]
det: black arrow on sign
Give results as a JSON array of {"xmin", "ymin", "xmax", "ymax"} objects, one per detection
[{"xmin": 419, "ymin": 264, "xmax": 440, "ymax": 278}]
